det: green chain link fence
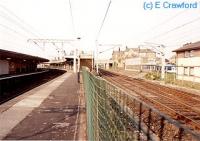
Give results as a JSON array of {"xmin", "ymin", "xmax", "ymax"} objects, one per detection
[{"xmin": 82, "ymin": 68, "xmax": 200, "ymax": 141}]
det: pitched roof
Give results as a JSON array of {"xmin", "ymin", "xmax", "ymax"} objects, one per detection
[
  {"xmin": 112, "ymin": 50, "xmax": 124, "ymax": 55},
  {"xmin": 125, "ymin": 48, "xmax": 155, "ymax": 53},
  {"xmin": 173, "ymin": 41, "xmax": 200, "ymax": 52},
  {"xmin": 125, "ymin": 48, "xmax": 138, "ymax": 52},
  {"xmin": 139, "ymin": 49, "xmax": 155, "ymax": 53}
]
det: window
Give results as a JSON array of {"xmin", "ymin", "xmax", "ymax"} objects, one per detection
[
  {"xmin": 190, "ymin": 50, "xmax": 194, "ymax": 57},
  {"xmin": 184, "ymin": 67, "xmax": 189, "ymax": 75},
  {"xmin": 189, "ymin": 67, "xmax": 194, "ymax": 76},
  {"xmin": 184, "ymin": 51, "xmax": 190, "ymax": 58},
  {"xmin": 185, "ymin": 50, "xmax": 194, "ymax": 57}
]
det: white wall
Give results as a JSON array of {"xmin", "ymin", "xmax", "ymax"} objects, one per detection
[
  {"xmin": 125, "ymin": 58, "xmax": 141, "ymax": 65},
  {"xmin": 0, "ymin": 60, "xmax": 9, "ymax": 75},
  {"xmin": 177, "ymin": 75, "xmax": 200, "ymax": 83},
  {"xmin": 177, "ymin": 57, "xmax": 200, "ymax": 67},
  {"xmin": 177, "ymin": 57, "xmax": 200, "ymax": 82}
]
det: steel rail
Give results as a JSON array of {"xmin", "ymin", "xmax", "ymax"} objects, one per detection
[
  {"xmin": 99, "ymin": 69, "xmax": 200, "ymax": 132},
  {"xmin": 0, "ymin": 70, "xmax": 49, "ymax": 81}
]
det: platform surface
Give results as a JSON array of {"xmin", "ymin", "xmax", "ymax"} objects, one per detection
[{"xmin": 0, "ymin": 72, "xmax": 86, "ymax": 140}]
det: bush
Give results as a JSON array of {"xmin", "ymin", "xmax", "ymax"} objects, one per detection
[{"xmin": 145, "ymin": 72, "xmax": 161, "ymax": 80}]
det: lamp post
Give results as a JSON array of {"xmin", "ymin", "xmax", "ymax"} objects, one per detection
[
  {"xmin": 77, "ymin": 37, "xmax": 81, "ymax": 73},
  {"xmin": 138, "ymin": 45, "xmax": 142, "ymax": 72},
  {"xmin": 96, "ymin": 40, "xmax": 99, "ymax": 74},
  {"xmin": 73, "ymin": 47, "xmax": 76, "ymax": 73},
  {"xmin": 160, "ymin": 45, "xmax": 165, "ymax": 80},
  {"xmin": 77, "ymin": 37, "xmax": 81, "ymax": 83},
  {"xmin": 73, "ymin": 37, "xmax": 81, "ymax": 73}
]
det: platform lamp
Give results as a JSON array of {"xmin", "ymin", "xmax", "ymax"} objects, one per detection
[
  {"xmin": 96, "ymin": 40, "xmax": 99, "ymax": 74},
  {"xmin": 73, "ymin": 37, "xmax": 81, "ymax": 73},
  {"xmin": 77, "ymin": 37, "xmax": 81, "ymax": 73},
  {"xmin": 76, "ymin": 37, "xmax": 81, "ymax": 83}
]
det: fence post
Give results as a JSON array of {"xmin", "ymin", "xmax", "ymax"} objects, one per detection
[
  {"xmin": 0, "ymin": 81, "xmax": 2, "ymax": 98},
  {"xmin": 138, "ymin": 102, "xmax": 143, "ymax": 140},
  {"xmin": 159, "ymin": 117, "xmax": 165, "ymax": 141},
  {"xmin": 147, "ymin": 108, "xmax": 152, "ymax": 141},
  {"xmin": 178, "ymin": 128, "xmax": 184, "ymax": 141}
]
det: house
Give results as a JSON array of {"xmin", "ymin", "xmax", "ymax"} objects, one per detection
[
  {"xmin": 173, "ymin": 41, "xmax": 200, "ymax": 83},
  {"xmin": 124, "ymin": 48, "xmax": 162, "ymax": 72},
  {"xmin": 112, "ymin": 48, "xmax": 125, "ymax": 69},
  {"xmin": 112, "ymin": 47, "xmax": 140, "ymax": 69},
  {"xmin": 112, "ymin": 47, "xmax": 162, "ymax": 71}
]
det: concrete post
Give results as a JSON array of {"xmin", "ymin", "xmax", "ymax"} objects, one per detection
[
  {"xmin": 161, "ymin": 46, "xmax": 165, "ymax": 80},
  {"xmin": 77, "ymin": 46, "xmax": 80, "ymax": 72},
  {"xmin": 73, "ymin": 48, "xmax": 76, "ymax": 73},
  {"xmin": 92, "ymin": 51, "xmax": 94, "ymax": 70},
  {"xmin": 96, "ymin": 40, "xmax": 99, "ymax": 74},
  {"xmin": 78, "ymin": 55, "xmax": 80, "ymax": 72}
]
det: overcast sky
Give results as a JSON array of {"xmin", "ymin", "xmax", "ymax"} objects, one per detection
[{"xmin": 0, "ymin": 0, "xmax": 200, "ymax": 59}]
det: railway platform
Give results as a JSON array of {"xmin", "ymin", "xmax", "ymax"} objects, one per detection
[{"xmin": 0, "ymin": 72, "xmax": 86, "ymax": 140}]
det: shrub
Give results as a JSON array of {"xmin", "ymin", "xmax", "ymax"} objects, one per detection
[{"xmin": 145, "ymin": 72, "xmax": 161, "ymax": 80}]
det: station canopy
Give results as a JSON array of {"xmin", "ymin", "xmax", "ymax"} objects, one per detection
[{"xmin": 0, "ymin": 49, "xmax": 49, "ymax": 62}]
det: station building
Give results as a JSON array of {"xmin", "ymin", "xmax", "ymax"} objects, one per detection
[
  {"xmin": 0, "ymin": 49, "xmax": 49, "ymax": 75},
  {"xmin": 79, "ymin": 53, "xmax": 93, "ymax": 71},
  {"xmin": 39, "ymin": 53, "xmax": 93, "ymax": 72}
]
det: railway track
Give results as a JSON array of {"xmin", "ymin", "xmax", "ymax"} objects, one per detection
[
  {"xmin": 99, "ymin": 69, "xmax": 200, "ymax": 133},
  {"xmin": 0, "ymin": 69, "xmax": 66, "ymax": 104}
]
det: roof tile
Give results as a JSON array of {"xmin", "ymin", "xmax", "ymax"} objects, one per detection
[{"xmin": 173, "ymin": 41, "xmax": 200, "ymax": 52}]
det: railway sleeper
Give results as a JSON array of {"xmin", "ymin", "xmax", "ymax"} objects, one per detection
[
  {"xmin": 175, "ymin": 110, "xmax": 195, "ymax": 114},
  {"xmin": 192, "ymin": 117, "xmax": 200, "ymax": 120},
  {"xmin": 188, "ymin": 116, "xmax": 200, "ymax": 121},
  {"xmin": 181, "ymin": 113, "xmax": 199, "ymax": 116},
  {"xmin": 173, "ymin": 109, "xmax": 188, "ymax": 112},
  {"xmin": 175, "ymin": 114, "xmax": 199, "ymax": 123}
]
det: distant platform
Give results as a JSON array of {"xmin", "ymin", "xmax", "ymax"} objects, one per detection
[{"xmin": 0, "ymin": 49, "xmax": 49, "ymax": 75}]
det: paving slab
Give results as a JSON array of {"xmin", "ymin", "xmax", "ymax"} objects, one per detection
[{"xmin": 0, "ymin": 72, "xmax": 85, "ymax": 140}]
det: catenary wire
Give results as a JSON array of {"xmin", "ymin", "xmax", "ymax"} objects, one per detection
[{"xmin": 96, "ymin": 0, "xmax": 112, "ymax": 41}]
